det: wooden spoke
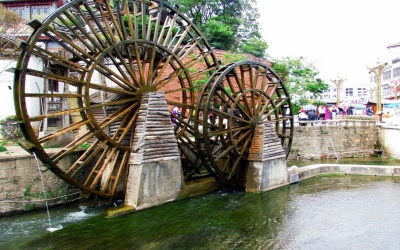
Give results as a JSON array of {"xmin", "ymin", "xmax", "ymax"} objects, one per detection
[
  {"xmin": 14, "ymin": 0, "xmax": 219, "ymax": 198},
  {"xmin": 194, "ymin": 61, "xmax": 293, "ymax": 188}
]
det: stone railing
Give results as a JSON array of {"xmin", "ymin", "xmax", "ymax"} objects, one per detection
[{"xmin": 294, "ymin": 117, "xmax": 377, "ymax": 127}]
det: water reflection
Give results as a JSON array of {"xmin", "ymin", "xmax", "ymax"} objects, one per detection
[{"xmin": 275, "ymin": 176, "xmax": 400, "ymax": 249}]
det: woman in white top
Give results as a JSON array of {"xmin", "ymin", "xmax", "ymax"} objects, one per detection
[{"xmin": 318, "ymin": 105, "xmax": 325, "ymax": 120}]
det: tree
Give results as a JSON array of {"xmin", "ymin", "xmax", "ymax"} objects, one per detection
[
  {"xmin": 167, "ymin": 0, "xmax": 265, "ymax": 56},
  {"xmin": 0, "ymin": 4, "xmax": 23, "ymax": 33},
  {"xmin": 201, "ymin": 17, "xmax": 236, "ymax": 50},
  {"xmin": 238, "ymin": 36, "xmax": 268, "ymax": 58},
  {"xmin": 0, "ymin": 4, "xmax": 28, "ymax": 56},
  {"xmin": 232, "ymin": 0, "xmax": 268, "ymax": 58},
  {"xmin": 272, "ymin": 57, "xmax": 329, "ymax": 108}
]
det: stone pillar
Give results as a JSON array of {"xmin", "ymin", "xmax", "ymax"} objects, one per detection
[
  {"xmin": 124, "ymin": 92, "xmax": 184, "ymax": 210},
  {"xmin": 245, "ymin": 121, "xmax": 289, "ymax": 192}
]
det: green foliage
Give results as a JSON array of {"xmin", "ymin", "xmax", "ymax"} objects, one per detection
[
  {"xmin": 31, "ymin": 190, "xmax": 53, "ymax": 199},
  {"xmin": 291, "ymin": 147, "xmax": 299, "ymax": 152},
  {"xmin": 0, "ymin": 139, "xmax": 7, "ymax": 152},
  {"xmin": 23, "ymin": 204, "xmax": 34, "ymax": 211},
  {"xmin": 238, "ymin": 36, "xmax": 268, "ymax": 58},
  {"xmin": 272, "ymin": 57, "xmax": 329, "ymax": 103},
  {"xmin": 221, "ymin": 51, "xmax": 248, "ymax": 64},
  {"xmin": 31, "ymin": 14, "xmax": 48, "ymax": 22},
  {"xmin": 24, "ymin": 185, "xmax": 32, "ymax": 200},
  {"xmin": 0, "ymin": 4, "xmax": 30, "ymax": 56},
  {"xmin": 193, "ymin": 75, "xmax": 209, "ymax": 91},
  {"xmin": 291, "ymin": 96, "xmax": 309, "ymax": 114},
  {"xmin": 168, "ymin": 0, "xmax": 266, "ymax": 56},
  {"xmin": 305, "ymin": 78, "xmax": 329, "ymax": 96},
  {"xmin": 224, "ymin": 87, "xmax": 233, "ymax": 95},
  {"xmin": 0, "ymin": 4, "xmax": 23, "ymax": 33},
  {"xmin": 80, "ymin": 142, "xmax": 91, "ymax": 149},
  {"xmin": 202, "ymin": 17, "xmax": 236, "ymax": 50},
  {"xmin": 312, "ymin": 100, "xmax": 326, "ymax": 107}
]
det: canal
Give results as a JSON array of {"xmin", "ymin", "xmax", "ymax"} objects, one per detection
[{"xmin": 1, "ymin": 160, "xmax": 400, "ymax": 249}]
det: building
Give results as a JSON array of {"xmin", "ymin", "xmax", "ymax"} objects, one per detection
[
  {"xmin": 0, "ymin": 0, "xmax": 66, "ymax": 20},
  {"xmin": 374, "ymin": 42, "xmax": 400, "ymax": 100},
  {"xmin": 310, "ymin": 80, "xmax": 369, "ymax": 106},
  {"xmin": 316, "ymin": 42, "xmax": 400, "ymax": 109},
  {"xmin": 0, "ymin": 0, "xmax": 68, "ymax": 135}
]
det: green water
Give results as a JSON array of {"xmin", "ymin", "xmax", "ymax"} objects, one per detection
[
  {"xmin": 1, "ymin": 158, "xmax": 400, "ymax": 249},
  {"xmin": 2, "ymin": 188, "xmax": 290, "ymax": 249}
]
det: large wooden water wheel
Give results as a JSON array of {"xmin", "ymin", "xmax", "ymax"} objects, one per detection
[
  {"xmin": 13, "ymin": 0, "xmax": 293, "ymax": 198},
  {"xmin": 194, "ymin": 61, "xmax": 293, "ymax": 188},
  {"xmin": 14, "ymin": 0, "xmax": 219, "ymax": 198}
]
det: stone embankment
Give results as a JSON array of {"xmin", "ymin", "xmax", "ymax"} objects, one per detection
[
  {"xmin": 0, "ymin": 147, "xmax": 81, "ymax": 216},
  {"xmin": 288, "ymin": 119, "xmax": 379, "ymax": 160},
  {"xmin": 288, "ymin": 164, "xmax": 400, "ymax": 184}
]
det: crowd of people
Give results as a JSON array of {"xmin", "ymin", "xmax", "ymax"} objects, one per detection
[{"xmin": 297, "ymin": 104, "xmax": 371, "ymax": 126}]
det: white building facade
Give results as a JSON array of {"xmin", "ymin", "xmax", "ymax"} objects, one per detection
[
  {"xmin": 371, "ymin": 42, "xmax": 400, "ymax": 100},
  {"xmin": 314, "ymin": 81, "xmax": 369, "ymax": 105}
]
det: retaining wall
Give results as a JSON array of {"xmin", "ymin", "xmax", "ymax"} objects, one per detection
[
  {"xmin": 379, "ymin": 125, "xmax": 400, "ymax": 159},
  {"xmin": 288, "ymin": 164, "xmax": 400, "ymax": 183},
  {"xmin": 0, "ymin": 148, "xmax": 81, "ymax": 216},
  {"xmin": 288, "ymin": 120, "xmax": 379, "ymax": 160}
]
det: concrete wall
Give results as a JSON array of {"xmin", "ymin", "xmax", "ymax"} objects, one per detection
[
  {"xmin": 288, "ymin": 164, "xmax": 400, "ymax": 183},
  {"xmin": 0, "ymin": 148, "xmax": 81, "ymax": 216},
  {"xmin": 379, "ymin": 125, "xmax": 400, "ymax": 159},
  {"xmin": 288, "ymin": 120, "xmax": 379, "ymax": 160}
]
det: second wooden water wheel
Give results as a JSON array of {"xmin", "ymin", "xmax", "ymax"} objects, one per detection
[{"xmin": 194, "ymin": 61, "xmax": 294, "ymax": 188}]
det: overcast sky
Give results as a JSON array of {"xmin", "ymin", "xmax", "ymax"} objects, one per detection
[{"xmin": 256, "ymin": 0, "xmax": 400, "ymax": 85}]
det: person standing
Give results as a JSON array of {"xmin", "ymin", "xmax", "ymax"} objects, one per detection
[
  {"xmin": 318, "ymin": 105, "xmax": 325, "ymax": 120},
  {"xmin": 367, "ymin": 106, "xmax": 373, "ymax": 116},
  {"xmin": 324, "ymin": 105, "xmax": 331, "ymax": 121},
  {"xmin": 308, "ymin": 108, "xmax": 316, "ymax": 126},
  {"xmin": 172, "ymin": 106, "xmax": 180, "ymax": 124},
  {"xmin": 298, "ymin": 108, "xmax": 308, "ymax": 126},
  {"xmin": 330, "ymin": 105, "xmax": 337, "ymax": 119}
]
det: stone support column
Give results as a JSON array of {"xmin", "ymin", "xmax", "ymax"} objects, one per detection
[
  {"xmin": 246, "ymin": 121, "xmax": 289, "ymax": 192},
  {"xmin": 124, "ymin": 92, "xmax": 184, "ymax": 210}
]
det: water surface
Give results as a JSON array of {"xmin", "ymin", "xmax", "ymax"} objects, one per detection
[{"xmin": 1, "ymin": 174, "xmax": 400, "ymax": 249}]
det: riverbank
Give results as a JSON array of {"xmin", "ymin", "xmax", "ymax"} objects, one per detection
[{"xmin": 288, "ymin": 163, "xmax": 400, "ymax": 184}]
